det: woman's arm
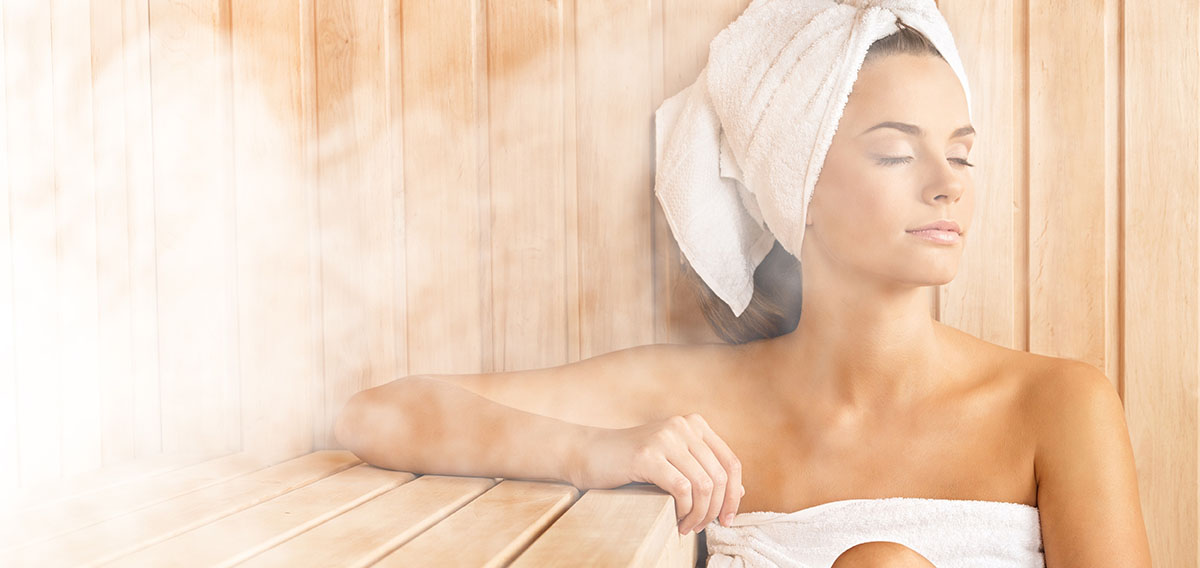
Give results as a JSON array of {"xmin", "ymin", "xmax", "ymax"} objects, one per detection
[
  {"xmin": 335, "ymin": 376, "xmax": 602, "ymax": 484},
  {"xmin": 334, "ymin": 343, "xmax": 694, "ymax": 484},
  {"xmin": 1033, "ymin": 361, "xmax": 1152, "ymax": 567}
]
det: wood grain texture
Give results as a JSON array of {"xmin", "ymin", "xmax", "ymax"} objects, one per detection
[
  {"xmin": 487, "ymin": 0, "xmax": 568, "ymax": 371},
  {"xmin": 374, "ymin": 480, "xmax": 579, "ymax": 567},
  {"xmin": 509, "ymin": 484, "xmax": 697, "ymax": 567},
  {"xmin": 575, "ymin": 0, "xmax": 656, "ymax": 359},
  {"xmin": 106, "ymin": 464, "xmax": 409, "ymax": 567},
  {"xmin": 230, "ymin": 0, "xmax": 317, "ymax": 459},
  {"xmin": 315, "ymin": 0, "xmax": 398, "ymax": 448},
  {"xmin": 401, "ymin": 0, "xmax": 486, "ymax": 376},
  {"xmin": 1123, "ymin": 1, "xmax": 1199, "ymax": 565},
  {"xmin": 236, "ymin": 474, "xmax": 492, "ymax": 567},
  {"xmin": 1027, "ymin": 0, "xmax": 1110, "ymax": 373}
]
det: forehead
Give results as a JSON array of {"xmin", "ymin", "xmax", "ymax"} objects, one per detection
[{"xmin": 840, "ymin": 54, "xmax": 969, "ymax": 131}]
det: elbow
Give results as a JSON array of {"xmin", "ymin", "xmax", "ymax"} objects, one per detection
[{"xmin": 335, "ymin": 388, "xmax": 374, "ymax": 457}]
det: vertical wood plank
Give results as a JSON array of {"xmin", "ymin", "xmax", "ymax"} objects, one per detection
[
  {"xmin": 315, "ymin": 0, "xmax": 398, "ymax": 447},
  {"xmin": 937, "ymin": 0, "xmax": 1020, "ymax": 350},
  {"xmin": 0, "ymin": 0, "xmax": 15, "ymax": 493},
  {"xmin": 385, "ymin": 0, "xmax": 409, "ymax": 383},
  {"xmin": 655, "ymin": 0, "xmax": 746, "ymax": 345},
  {"xmin": 123, "ymin": 0, "xmax": 163, "ymax": 457},
  {"xmin": 401, "ymin": 0, "xmax": 486, "ymax": 376},
  {"xmin": 6, "ymin": 0, "xmax": 62, "ymax": 486},
  {"xmin": 575, "ymin": 0, "xmax": 655, "ymax": 359},
  {"xmin": 1027, "ymin": 0, "xmax": 1109, "ymax": 371},
  {"xmin": 1124, "ymin": 0, "xmax": 1199, "ymax": 564},
  {"xmin": 93, "ymin": 0, "xmax": 138, "ymax": 467},
  {"xmin": 563, "ymin": 0, "xmax": 579, "ymax": 365},
  {"xmin": 229, "ymin": 0, "xmax": 317, "ymax": 458},
  {"xmin": 51, "ymin": 0, "xmax": 104, "ymax": 478},
  {"xmin": 487, "ymin": 0, "xmax": 567, "ymax": 371},
  {"xmin": 148, "ymin": 0, "xmax": 241, "ymax": 454}
]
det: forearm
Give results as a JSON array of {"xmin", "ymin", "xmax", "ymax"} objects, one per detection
[{"xmin": 335, "ymin": 376, "xmax": 598, "ymax": 486}]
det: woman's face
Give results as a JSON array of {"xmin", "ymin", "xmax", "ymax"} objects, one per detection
[{"xmin": 801, "ymin": 52, "xmax": 975, "ymax": 287}]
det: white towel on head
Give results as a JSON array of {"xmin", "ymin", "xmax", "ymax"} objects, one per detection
[
  {"xmin": 703, "ymin": 497, "xmax": 1044, "ymax": 568},
  {"xmin": 653, "ymin": 0, "xmax": 973, "ymax": 317}
]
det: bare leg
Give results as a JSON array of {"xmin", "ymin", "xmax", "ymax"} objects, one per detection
[{"xmin": 830, "ymin": 541, "xmax": 938, "ymax": 567}]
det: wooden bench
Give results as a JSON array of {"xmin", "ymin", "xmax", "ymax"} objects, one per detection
[{"xmin": 2, "ymin": 451, "xmax": 701, "ymax": 567}]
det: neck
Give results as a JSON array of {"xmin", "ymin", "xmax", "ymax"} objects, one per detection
[{"xmin": 766, "ymin": 264, "xmax": 950, "ymax": 418}]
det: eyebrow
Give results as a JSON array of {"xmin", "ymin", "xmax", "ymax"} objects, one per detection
[{"xmin": 858, "ymin": 121, "xmax": 976, "ymax": 139}]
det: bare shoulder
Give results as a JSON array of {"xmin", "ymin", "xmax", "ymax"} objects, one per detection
[
  {"xmin": 1008, "ymin": 353, "xmax": 1150, "ymax": 564},
  {"xmin": 941, "ymin": 325, "xmax": 1117, "ymax": 411}
]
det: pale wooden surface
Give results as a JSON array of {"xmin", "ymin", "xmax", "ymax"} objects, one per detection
[
  {"xmin": 2, "ymin": 451, "xmax": 698, "ymax": 567},
  {"xmin": 0, "ymin": 0, "xmax": 1195, "ymax": 565}
]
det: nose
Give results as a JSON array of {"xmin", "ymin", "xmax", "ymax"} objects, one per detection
[{"xmin": 923, "ymin": 158, "xmax": 967, "ymax": 204}]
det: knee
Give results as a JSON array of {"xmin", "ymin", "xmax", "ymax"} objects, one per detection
[{"xmin": 830, "ymin": 541, "xmax": 936, "ymax": 568}]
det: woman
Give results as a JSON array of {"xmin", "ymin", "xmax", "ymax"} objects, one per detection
[{"xmin": 336, "ymin": 2, "xmax": 1151, "ymax": 566}]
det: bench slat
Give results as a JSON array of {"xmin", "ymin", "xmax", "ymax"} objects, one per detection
[
  {"xmin": 0, "ymin": 451, "xmax": 225, "ymax": 513},
  {"xmin": 509, "ymin": 485, "xmax": 697, "ymax": 567},
  {"xmin": 0, "ymin": 451, "xmax": 270, "ymax": 550},
  {"xmin": 237, "ymin": 474, "xmax": 494, "ymax": 567},
  {"xmin": 104, "ymin": 464, "xmax": 412, "ymax": 567},
  {"xmin": 374, "ymin": 479, "xmax": 579, "ymax": 567},
  {"xmin": 9, "ymin": 450, "xmax": 358, "ymax": 566}
]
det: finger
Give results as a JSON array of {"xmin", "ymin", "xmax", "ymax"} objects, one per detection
[
  {"xmin": 683, "ymin": 417, "xmax": 729, "ymax": 533},
  {"xmin": 696, "ymin": 421, "xmax": 744, "ymax": 526},
  {"xmin": 644, "ymin": 454, "xmax": 693, "ymax": 525},
  {"xmin": 664, "ymin": 447, "xmax": 712, "ymax": 534}
]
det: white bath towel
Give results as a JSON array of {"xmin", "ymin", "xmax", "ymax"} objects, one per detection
[
  {"xmin": 703, "ymin": 497, "xmax": 1044, "ymax": 567},
  {"xmin": 653, "ymin": 0, "xmax": 973, "ymax": 316}
]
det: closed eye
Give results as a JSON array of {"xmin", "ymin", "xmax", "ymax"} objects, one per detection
[{"xmin": 877, "ymin": 156, "xmax": 976, "ymax": 168}]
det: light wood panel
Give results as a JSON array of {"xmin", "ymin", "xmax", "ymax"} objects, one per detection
[
  {"xmin": 487, "ymin": 1, "xmax": 568, "ymax": 371},
  {"xmin": 237, "ymin": 474, "xmax": 494, "ymax": 567},
  {"xmin": 148, "ymin": 0, "xmax": 240, "ymax": 455},
  {"xmin": 374, "ymin": 480, "xmax": 579, "ymax": 566},
  {"xmin": 7, "ymin": 0, "xmax": 61, "ymax": 486},
  {"xmin": 9, "ymin": 451, "xmax": 358, "ymax": 566},
  {"xmin": 401, "ymin": 0, "xmax": 486, "ymax": 376},
  {"xmin": 230, "ymin": 0, "xmax": 318, "ymax": 459},
  {"xmin": 123, "ymin": 0, "xmax": 164, "ymax": 460},
  {"xmin": 1124, "ymin": 1, "xmax": 1199, "ymax": 565},
  {"xmin": 315, "ymin": 0, "xmax": 399, "ymax": 449},
  {"xmin": 93, "ymin": 0, "xmax": 139, "ymax": 468},
  {"xmin": 52, "ymin": 0, "xmax": 104, "ymax": 479},
  {"xmin": 575, "ymin": 0, "xmax": 656, "ymax": 358},
  {"xmin": 107, "ymin": 464, "xmax": 409, "ymax": 567},
  {"xmin": 1028, "ymin": 0, "xmax": 1111, "ymax": 375}
]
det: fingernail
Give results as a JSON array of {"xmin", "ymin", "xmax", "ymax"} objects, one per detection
[{"xmin": 722, "ymin": 513, "xmax": 733, "ymax": 526}]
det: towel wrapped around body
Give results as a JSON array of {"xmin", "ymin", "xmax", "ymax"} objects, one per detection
[{"xmin": 704, "ymin": 497, "xmax": 1044, "ymax": 568}]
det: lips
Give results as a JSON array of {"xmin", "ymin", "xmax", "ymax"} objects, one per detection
[{"xmin": 907, "ymin": 220, "xmax": 961, "ymax": 234}]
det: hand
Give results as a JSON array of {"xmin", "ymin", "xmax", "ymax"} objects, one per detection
[{"xmin": 568, "ymin": 414, "xmax": 745, "ymax": 535}]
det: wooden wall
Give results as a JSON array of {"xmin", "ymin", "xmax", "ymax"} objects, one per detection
[{"xmin": 0, "ymin": 0, "xmax": 1195, "ymax": 564}]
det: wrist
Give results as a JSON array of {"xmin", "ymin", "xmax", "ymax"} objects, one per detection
[{"xmin": 561, "ymin": 424, "xmax": 600, "ymax": 489}]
